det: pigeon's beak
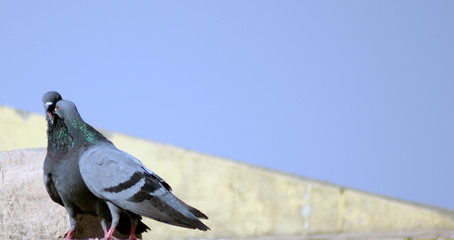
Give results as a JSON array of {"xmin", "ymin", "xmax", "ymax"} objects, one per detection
[
  {"xmin": 44, "ymin": 102, "xmax": 54, "ymax": 124},
  {"xmin": 47, "ymin": 112, "xmax": 54, "ymax": 124}
]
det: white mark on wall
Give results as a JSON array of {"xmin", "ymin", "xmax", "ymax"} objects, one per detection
[{"xmin": 301, "ymin": 183, "xmax": 311, "ymax": 233}]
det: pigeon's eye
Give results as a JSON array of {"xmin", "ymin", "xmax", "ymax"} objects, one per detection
[{"xmin": 55, "ymin": 106, "xmax": 59, "ymax": 111}]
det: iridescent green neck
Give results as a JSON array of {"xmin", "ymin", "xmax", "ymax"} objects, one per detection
[
  {"xmin": 47, "ymin": 117, "xmax": 75, "ymax": 151},
  {"xmin": 66, "ymin": 117, "xmax": 110, "ymax": 145}
]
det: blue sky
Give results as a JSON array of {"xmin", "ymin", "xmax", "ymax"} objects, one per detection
[{"xmin": 1, "ymin": 1, "xmax": 453, "ymax": 210}]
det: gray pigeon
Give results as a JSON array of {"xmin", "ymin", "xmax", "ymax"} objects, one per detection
[
  {"xmin": 53, "ymin": 100, "xmax": 209, "ymax": 240},
  {"xmin": 42, "ymin": 91, "xmax": 150, "ymax": 239}
]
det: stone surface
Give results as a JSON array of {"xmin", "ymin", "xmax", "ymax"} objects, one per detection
[
  {"xmin": 0, "ymin": 149, "xmax": 66, "ymax": 239},
  {"xmin": 2, "ymin": 147, "xmax": 454, "ymax": 239}
]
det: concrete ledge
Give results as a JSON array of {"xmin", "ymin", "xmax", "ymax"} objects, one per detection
[
  {"xmin": 0, "ymin": 149, "xmax": 65, "ymax": 239},
  {"xmin": 2, "ymin": 148, "xmax": 454, "ymax": 239},
  {"xmin": 1, "ymin": 105, "xmax": 454, "ymax": 239},
  {"xmin": 235, "ymin": 230, "xmax": 454, "ymax": 240}
]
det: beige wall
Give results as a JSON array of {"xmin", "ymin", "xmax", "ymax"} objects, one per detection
[{"xmin": 1, "ymin": 105, "xmax": 454, "ymax": 239}]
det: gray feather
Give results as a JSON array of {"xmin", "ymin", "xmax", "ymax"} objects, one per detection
[{"xmin": 79, "ymin": 144, "xmax": 210, "ymax": 231}]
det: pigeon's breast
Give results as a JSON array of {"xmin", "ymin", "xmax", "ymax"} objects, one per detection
[{"xmin": 51, "ymin": 154, "xmax": 100, "ymax": 214}]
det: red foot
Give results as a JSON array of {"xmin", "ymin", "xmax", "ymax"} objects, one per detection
[
  {"xmin": 101, "ymin": 227, "xmax": 118, "ymax": 240},
  {"xmin": 101, "ymin": 236, "xmax": 119, "ymax": 240},
  {"xmin": 64, "ymin": 229, "xmax": 74, "ymax": 239},
  {"xmin": 128, "ymin": 235, "xmax": 141, "ymax": 240}
]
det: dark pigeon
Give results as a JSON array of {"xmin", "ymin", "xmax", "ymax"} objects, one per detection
[
  {"xmin": 42, "ymin": 91, "xmax": 150, "ymax": 239},
  {"xmin": 53, "ymin": 100, "xmax": 209, "ymax": 240}
]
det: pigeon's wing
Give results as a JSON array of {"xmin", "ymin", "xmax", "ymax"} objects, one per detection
[
  {"xmin": 43, "ymin": 174, "xmax": 64, "ymax": 206},
  {"xmin": 43, "ymin": 162, "xmax": 64, "ymax": 206},
  {"xmin": 79, "ymin": 144, "xmax": 209, "ymax": 231}
]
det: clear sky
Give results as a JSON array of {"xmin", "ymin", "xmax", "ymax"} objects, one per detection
[{"xmin": 1, "ymin": 1, "xmax": 453, "ymax": 210}]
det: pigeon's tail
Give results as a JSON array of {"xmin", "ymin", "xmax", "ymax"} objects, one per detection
[
  {"xmin": 191, "ymin": 218, "xmax": 210, "ymax": 231},
  {"xmin": 176, "ymin": 196, "xmax": 209, "ymax": 219},
  {"xmin": 150, "ymin": 193, "xmax": 211, "ymax": 231},
  {"xmin": 122, "ymin": 192, "xmax": 210, "ymax": 231}
]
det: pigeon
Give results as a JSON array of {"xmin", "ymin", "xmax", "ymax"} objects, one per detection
[
  {"xmin": 42, "ymin": 91, "xmax": 150, "ymax": 239},
  {"xmin": 53, "ymin": 100, "xmax": 209, "ymax": 240}
]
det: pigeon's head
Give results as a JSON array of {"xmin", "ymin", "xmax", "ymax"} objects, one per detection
[
  {"xmin": 53, "ymin": 100, "xmax": 80, "ymax": 122},
  {"xmin": 42, "ymin": 91, "xmax": 63, "ymax": 124}
]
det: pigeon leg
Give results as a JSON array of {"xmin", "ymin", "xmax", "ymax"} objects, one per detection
[
  {"xmin": 64, "ymin": 229, "xmax": 74, "ymax": 239},
  {"xmin": 102, "ymin": 202, "xmax": 121, "ymax": 240},
  {"xmin": 97, "ymin": 200, "xmax": 112, "ymax": 237},
  {"xmin": 101, "ymin": 222, "xmax": 109, "ymax": 236},
  {"xmin": 63, "ymin": 204, "xmax": 77, "ymax": 239},
  {"xmin": 128, "ymin": 215, "xmax": 140, "ymax": 240},
  {"xmin": 99, "ymin": 217, "xmax": 110, "ymax": 236}
]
